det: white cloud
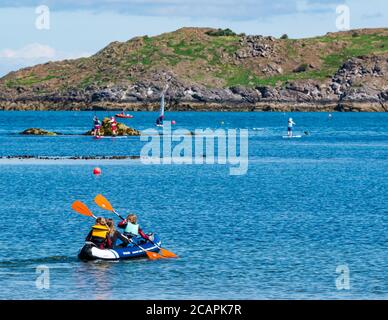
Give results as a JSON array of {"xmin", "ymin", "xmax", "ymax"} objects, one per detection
[
  {"xmin": 0, "ymin": 43, "xmax": 56, "ymax": 59},
  {"xmin": 0, "ymin": 43, "xmax": 91, "ymax": 76}
]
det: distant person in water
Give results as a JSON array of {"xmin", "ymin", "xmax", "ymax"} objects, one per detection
[
  {"xmin": 287, "ymin": 117, "xmax": 296, "ymax": 137},
  {"xmin": 93, "ymin": 116, "xmax": 101, "ymax": 136},
  {"xmin": 109, "ymin": 116, "xmax": 117, "ymax": 136}
]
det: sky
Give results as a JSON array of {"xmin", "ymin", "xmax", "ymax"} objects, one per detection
[{"xmin": 0, "ymin": 0, "xmax": 386, "ymax": 76}]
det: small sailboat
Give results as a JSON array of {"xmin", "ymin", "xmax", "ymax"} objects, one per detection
[{"xmin": 155, "ymin": 85, "xmax": 168, "ymax": 127}]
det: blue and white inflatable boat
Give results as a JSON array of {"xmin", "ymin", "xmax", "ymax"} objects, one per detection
[{"xmin": 78, "ymin": 234, "xmax": 161, "ymax": 261}]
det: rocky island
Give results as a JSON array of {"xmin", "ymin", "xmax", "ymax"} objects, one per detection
[
  {"xmin": 84, "ymin": 118, "xmax": 140, "ymax": 136},
  {"xmin": 20, "ymin": 128, "xmax": 61, "ymax": 136},
  {"xmin": 1, "ymin": 27, "xmax": 387, "ymax": 112},
  {"xmin": 20, "ymin": 118, "xmax": 140, "ymax": 136}
]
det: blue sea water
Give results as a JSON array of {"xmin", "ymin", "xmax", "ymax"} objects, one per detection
[{"xmin": 0, "ymin": 111, "xmax": 387, "ymax": 300}]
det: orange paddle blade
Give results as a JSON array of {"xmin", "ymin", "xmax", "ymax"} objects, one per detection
[
  {"xmin": 146, "ymin": 251, "xmax": 164, "ymax": 260},
  {"xmin": 94, "ymin": 194, "xmax": 113, "ymax": 211},
  {"xmin": 159, "ymin": 248, "xmax": 178, "ymax": 258},
  {"xmin": 71, "ymin": 200, "xmax": 95, "ymax": 218}
]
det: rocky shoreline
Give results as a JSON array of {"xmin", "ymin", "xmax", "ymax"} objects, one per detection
[{"xmin": 1, "ymin": 98, "xmax": 386, "ymax": 112}]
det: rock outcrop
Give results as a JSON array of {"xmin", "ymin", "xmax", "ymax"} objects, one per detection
[
  {"xmin": 236, "ymin": 35, "xmax": 275, "ymax": 59},
  {"xmin": 20, "ymin": 128, "xmax": 61, "ymax": 136},
  {"xmin": 84, "ymin": 118, "xmax": 140, "ymax": 136}
]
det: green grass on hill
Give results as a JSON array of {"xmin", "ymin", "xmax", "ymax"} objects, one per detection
[
  {"xmin": 3, "ymin": 30, "xmax": 387, "ymax": 89},
  {"xmin": 223, "ymin": 33, "xmax": 388, "ymax": 87},
  {"xmin": 5, "ymin": 74, "xmax": 58, "ymax": 88}
]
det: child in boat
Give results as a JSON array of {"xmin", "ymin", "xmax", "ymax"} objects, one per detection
[
  {"xmin": 109, "ymin": 116, "xmax": 117, "ymax": 135},
  {"xmin": 106, "ymin": 218, "xmax": 129, "ymax": 248},
  {"xmin": 93, "ymin": 116, "xmax": 101, "ymax": 136},
  {"xmin": 85, "ymin": 217, "xmax": 112, "ymax": 249},
  {"xmin": 118, "ymin": 214, "xmax": 151, "ymax": 241}
]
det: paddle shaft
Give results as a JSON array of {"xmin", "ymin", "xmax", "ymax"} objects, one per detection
[
  {"xmin": 120, "ymin": 233, "xmax": 152, "ymax": 255},
  {"xmin": 113, "ymin": 209, "xmax": 125, "ymax": 220}
]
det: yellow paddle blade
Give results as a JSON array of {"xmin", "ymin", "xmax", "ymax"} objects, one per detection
[
  {"xmin": 159, "ymin": 248, "xmax": 178, "ymax": 258},
  {"xmin": 146, "ymin": 251, "xmax": 164, "ymax": 260},
  {"xmin": 95, "ymin": 194, "xmax": 113, "ymax": 211},
  {"xmin": 71, "ymin": 200, "xmax": 95, "ymax": 218}
]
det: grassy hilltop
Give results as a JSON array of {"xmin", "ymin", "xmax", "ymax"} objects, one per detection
[{"xmin": 1, "ymin": 27, "xmax": 388, "ymax": 111}]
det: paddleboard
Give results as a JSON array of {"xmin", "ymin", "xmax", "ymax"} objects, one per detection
[{"xmin": 282, "ymin": 135, "xmax": 302, "ymax": 139}]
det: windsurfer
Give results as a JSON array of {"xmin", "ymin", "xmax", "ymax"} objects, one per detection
[{"xmin": 155, "ymin": 84, "xmax": 169, "ymax": 127}]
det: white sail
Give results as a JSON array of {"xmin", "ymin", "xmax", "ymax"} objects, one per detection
[
  {"xmin": 156, "ymin": 84, "xmax": 168, "ymax": 126},
  {"xmin": 159, "ymin": 93, "xmax": 165, "ymax": 117}
]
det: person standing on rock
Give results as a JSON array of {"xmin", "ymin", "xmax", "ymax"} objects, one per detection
[
  {"xmin": 93, "ymin": 116, "xmax": 102, "ymax": 136},
  {"xmin": 287, "ymin": 117, "xmax": 296, "ymax": 137},
  {"xmin": 110, "ymin": 116, "xmax": 118, "ymax": 136}
]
